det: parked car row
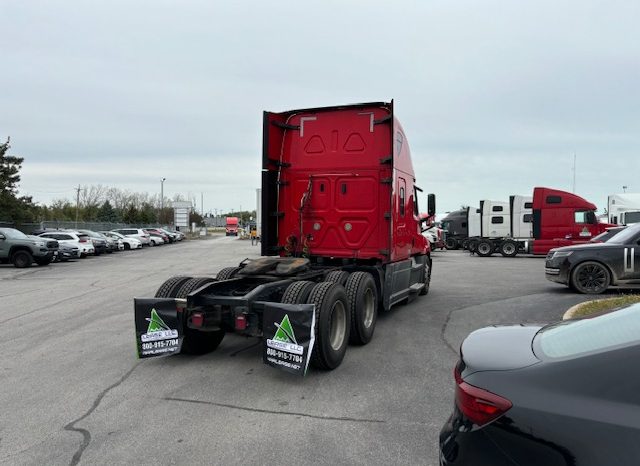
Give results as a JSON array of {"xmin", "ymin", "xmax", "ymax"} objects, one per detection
[{"xmin": 0, "ymin": 226, "xmax": 185, "ymax": 268}]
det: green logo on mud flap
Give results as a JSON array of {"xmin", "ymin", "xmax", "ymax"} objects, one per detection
[
  {"xmin": 273, "ymin": 314, "xmax": 297, "ymax": 344},
  {"xmin": 146, "ymin": 308, "xmax": 171, "ymax": 333}
]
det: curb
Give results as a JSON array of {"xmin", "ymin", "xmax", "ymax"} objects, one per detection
[{"xmin": 562, "ymin": 301, "xmax": 594, "ymax": 320}]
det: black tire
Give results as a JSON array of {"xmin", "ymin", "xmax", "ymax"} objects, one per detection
[
  {"xmin": 307, "ymin": 282, "xmax": 350, "ymax": 370},
  {"xmin": 475, "ymin": 240, "xmax": 493, "ymax": 257},
  {"xmin": 123, "ymin": 243, "xmax": 130, "ymax": 250},
  {"xmin": 570, "ymin": 261, "xmax": 611, "ymax": 294},
  {"xmin": 345, "ymin": 272, "xmax": 378, "ymax": 345},
  {"xmin": 12, "ymin": 250, "xmax": 33, "ymax": 268},
  {"xmin": 325, "ymin": 270, "xmax": 350, "ymax": 285},
  {"xmin": 444, "ymin": 237, "xmax": 458, "ymax": 250},
  {"xmin": 281, "ymin": 280, "xmax": 316, "ymax": 304},
  {"xmin": 420, "ymin": 256, "xmax": 432, "ymax": 296},
  {"xmin": 467, "ymin": 239, "xmax": 479, "ymax": 253},
  {"xmin": 175, "ymin": 277, "xmax": 216, "ymax": 299},
  {"xmin": 500, "ymin": 240, "xmax": 518, "ymax": 258},
  {"xmin": 35, "ymin": 257, "xmax": 53, "ymax": 266},
  {"xmin": 216, "ymin": 266, "xmax": 241, "ymax": 281},
  {"xmin": 155, "ymin": 276, "xmax": 193, "ymax": 298}
]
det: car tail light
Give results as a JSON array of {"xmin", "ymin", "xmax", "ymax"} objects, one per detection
[
  {"xmin": 79, "ymin": 238, "xmax": 87, "ymax": 243},
  {"xmin": 454, "ymin": 365, "xmax": 512, "ymax": 427}
]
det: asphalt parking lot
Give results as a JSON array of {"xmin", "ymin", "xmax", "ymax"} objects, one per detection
[{"xmin": 0, "ymin": 237, "xmax": 597, "ymax": 466}]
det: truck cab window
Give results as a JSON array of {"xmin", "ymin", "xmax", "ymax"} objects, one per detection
[
  {"xmin": 575, "ymin": 211, "xmax": 597, "ymax": 224},
  {"xmin": 400, "ymin": 187, "xmax": 405, "ymax": 216}
]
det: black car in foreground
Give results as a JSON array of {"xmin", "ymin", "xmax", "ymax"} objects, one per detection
[
  {"xmin": 440, "ymin": 303, "xmax": 640, "ymax": 466},
  {"xmin": 545, "ymin": 222, "xmax": 640, "ymax": 294}
]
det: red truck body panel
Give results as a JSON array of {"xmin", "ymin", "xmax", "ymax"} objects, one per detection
[
  {"xmin": 531, "ymin": 187, "xmax": 614, "ymax": 255},
  {"xmin": 261, "ymin": 102, "xmax": 427, "ymax": 263}
]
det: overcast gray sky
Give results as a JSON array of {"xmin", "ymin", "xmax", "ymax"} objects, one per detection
[{"xmin": 2, "ymin": 0, "xmax": 639, "ymax": 217}]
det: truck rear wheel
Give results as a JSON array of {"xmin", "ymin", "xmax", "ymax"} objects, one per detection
[
  {"xmin": 476, "ymin": 240, "xmax": 493, "ymax": 257},
  {"xmin": 444, "ymin": 237, "xmax": 458, "ymax": 250},
  {"xmin": 12, "ymin": 250, "xmax": 33, "ymax": 268},
  {"xmin": 281, "ymin": 280, "xmax": 316, "ymax": 304},
  {"xmin": 325, "ymin": 270, "xmax": 350, "ymax": 285},
  {"xmin": 420, "ymin": 256, "xmax": 432, "ymax": 296},
  {"xmin": 345, "ymin": 272, "xmax": 378, "ymax": 345},
  {"xmin": 175, "ymin": 277, "xmax": 216, "ymax": 299},
  {"xmin": 155, "ymin": 276, "xmax": 192, "ymax": 298},
  {"xmin": 500, "ymin": 240, "xmax": 518, "ymax": 257},
  {"xmin": 307, "ymin": 282, "xmax": 350, "ymax": 370},
  {"xmin": 216, "ymin": 267, "xmax": 240, "ymax": 281}
]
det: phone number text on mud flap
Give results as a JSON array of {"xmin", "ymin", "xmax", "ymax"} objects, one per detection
[
  {"xmin": 141, "ymin": 339, "xmax": 179, "ymax": 350},
  {"xmin": 266, "ymin": 347, "xmax": 303, "ymax": 363}
]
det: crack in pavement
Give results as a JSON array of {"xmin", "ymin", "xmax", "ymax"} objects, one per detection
[
  {"xmin": 164, "ymin": 397, "xmax": 386, "ymax": 424},
  {"xmin": 439, "ymin": 292, "xmax": 556, "ymax": 357},
  {"xmin": 63, "ymin": 364, "xmax": 139, "ymax": 466}
]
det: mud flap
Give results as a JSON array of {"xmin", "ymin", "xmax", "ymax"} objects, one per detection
[
  {"xmin": 134, "ymin": 298, "xmax": 184, "ymax": 358},
  {"xmin": 262, "ymin": 303, "xmax": 315, "ymax": 376}
]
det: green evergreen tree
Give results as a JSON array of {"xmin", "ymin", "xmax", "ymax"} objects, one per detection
[
  {"xmin": 97, "ymin": 200, "xmax": 118, "ymax": 222},
  {"xmin": 0, "ymin": 137, "xmax": 36, "ymax": 223}
]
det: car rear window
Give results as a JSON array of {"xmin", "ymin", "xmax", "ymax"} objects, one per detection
[{"xmin": 536, "ymin": 304, "xmax": 640, "ymax": 359}]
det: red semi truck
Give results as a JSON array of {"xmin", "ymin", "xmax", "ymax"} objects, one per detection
[
  {"xmin": 134, "ymin": 101, "xmax": 435, "ymax": 372},
  {"xmin": 468, "ymin": 187, "xmax": 615, "ymax": 257},
  {"xmin": 225, "ymin": 217, "xmax": 239, "ymax": 236}
]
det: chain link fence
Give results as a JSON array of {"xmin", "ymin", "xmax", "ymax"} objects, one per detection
[{"xmin": 4, "ymin": 221, "xmax": 174, "ymax": 235}]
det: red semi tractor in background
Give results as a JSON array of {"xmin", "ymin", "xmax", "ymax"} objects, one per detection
[
  {"xmin": 463, "ymin": 187, "xmax": 615, "ymax": 257},
  {"xmin": 225, "ymin": 217, "xmax": 239, "ymax": 236},
  {"xmin": 135, "ymin": 101, "xmax": 436, "ymax": 371}
]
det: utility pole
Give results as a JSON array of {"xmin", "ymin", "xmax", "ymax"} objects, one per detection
[
  {"xmin": 572, "ymin": 153, "xmax": 576, "ymax": 193},
  {"xmin": 75, "ymin": 185, "xmax": 81, "ymax": 228},
  {"xmin": 160, "ymin": 178, "xmax": 166, "ymax": 224}
]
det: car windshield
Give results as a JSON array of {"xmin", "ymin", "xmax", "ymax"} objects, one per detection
[
  {"xmin": 0, "ymin": 228, "xmax": 30, "ymax": 240},
  {"xmin": 607, "ymin": 223, "xmax": 640, "ymax": 245},
  {"xmin": 536, "ymin": 303, "xmax": 640, "ymax": 359}
]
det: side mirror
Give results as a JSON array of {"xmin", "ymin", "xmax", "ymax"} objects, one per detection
[{"xmin": 427, "ymin": 194, "xmax": 436, "ymax": 217}]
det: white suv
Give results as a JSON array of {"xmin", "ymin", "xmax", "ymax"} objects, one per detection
[
  {"xmin": 112, "ymin": 228, "xmax": 151, "ymax": 246},
  {"xmin": 39, "ymin": 231, "xmax": 95, "ymax": 257}
]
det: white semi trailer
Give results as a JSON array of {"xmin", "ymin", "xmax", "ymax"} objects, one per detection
[{"xmin": 608, "ymin": 193, "xmax": 640, "ymax": 225}]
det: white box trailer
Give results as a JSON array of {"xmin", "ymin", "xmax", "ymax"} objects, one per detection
[{"xmin": 608, "ymin": 193, "xmax": 640, "ymax": 225}]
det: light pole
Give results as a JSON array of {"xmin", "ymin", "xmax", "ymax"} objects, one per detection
[
  {"xmin": 160, "ymin": 178, "xmax": 166, "ymax": 223},
  {"xmin": 623, "ymin": 185, "xmax": 628, "ymax": 193}
]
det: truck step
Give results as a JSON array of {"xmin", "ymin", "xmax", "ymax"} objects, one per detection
[{"xmin": 409, "ymin": 283, "xmax": 425, "ymax": 293}]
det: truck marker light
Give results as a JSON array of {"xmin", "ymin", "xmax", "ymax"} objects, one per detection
[
  {"xmin": 191, "ymin": 313, "xmax": 204, "ymax": 328},
  {"xmin": 235, "ymin": 315, "xmax": 247, "ymax": 330}
]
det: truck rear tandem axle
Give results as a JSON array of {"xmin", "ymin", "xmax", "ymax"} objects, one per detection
[{"xmin": 149, "ymin": 255, "xmax": 430, "ymax": 370}]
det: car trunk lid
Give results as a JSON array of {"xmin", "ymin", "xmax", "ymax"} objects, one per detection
[{"xmin": 460, "ymin": 324, "xmax": 542, "ymax": 377}]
